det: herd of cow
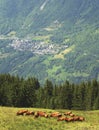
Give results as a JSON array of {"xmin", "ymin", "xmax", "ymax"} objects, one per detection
[{"xmin": 16, "ymin": 109, "xmax": 85, "ymax": 122}]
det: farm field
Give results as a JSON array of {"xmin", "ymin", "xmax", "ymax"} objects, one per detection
[{"xmin": 0, "ymin": 107, "xmax": 99, "ymax": 130}]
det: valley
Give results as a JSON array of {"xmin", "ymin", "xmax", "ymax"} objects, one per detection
[{"xmin": 0, "ymin": 0, "xmax": 99, "ymax": 83}]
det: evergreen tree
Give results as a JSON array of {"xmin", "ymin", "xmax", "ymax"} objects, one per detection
[
  {"xmin": 91, "ymin": 79, "xmax": 99, "ymax": 109},
  {"xmin": 20, "ymin": 81, "xmax": 37, "ymax": 107},
  {"xmin": 36, "ymin": 87, "xmax": 45, "ymax": 108},
  {"xmin": 12, "ymin": 82, "xmax": 23, "ymax": 107},
  {"xmin": 44, "ymin": 79, "xmax": 53, "ymax": 108},
  {"xmin": 27, "ymin": 77, "xmax": 40, "ymax": 90},
  {"xmin": 72, "ymin": 84, "xmax": 84, "ymax": 110},
  {"xmin": 79, "ymin": 82, "xmax": 87, "ymax": 110},
  {"xmin": 84, "ymin": 81, "xmax": 92, "ymax": 110},
  {"xmin": 0, "ymin": 73, "xmax": 99, "ymax": 110},
  {"xmin": 58, "ymin": 81, "xmax": 72, "ymax": 109}
]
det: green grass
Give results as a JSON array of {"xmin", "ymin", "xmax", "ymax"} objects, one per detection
[
  {"xmin": 0, "ymin": 107, "xmax": 99, "ymax": 130},
  {"xmin": 31, "ymin": 35, "xmax": 51, "ymax": 42},
  {"xmin": 47, "ymin": 65, "xmax": 61, "ymax": 75}
]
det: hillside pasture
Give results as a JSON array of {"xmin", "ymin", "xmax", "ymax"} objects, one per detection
[{"xmin": 0, "ymin": 107, "xmax": 99, "ymax": 130}]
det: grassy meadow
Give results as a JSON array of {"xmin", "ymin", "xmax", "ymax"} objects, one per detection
[{"xmin": 0, "ymin": 107, "xmax": 99, "ymax": 130}]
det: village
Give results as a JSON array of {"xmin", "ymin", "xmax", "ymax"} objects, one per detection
[{"xmin": 10, "ymin": 39, "xmax": 68, "ymax": 55}]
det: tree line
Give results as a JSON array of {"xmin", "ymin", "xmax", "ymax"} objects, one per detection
[{"xmin": 0, "ymin": 74, "xmax": 99, "ymax": 110}]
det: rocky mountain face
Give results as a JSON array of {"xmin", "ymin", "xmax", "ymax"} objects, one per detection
[{"xmin": 0, "ymin": 0, "xmax": 99, "ymax": 84}]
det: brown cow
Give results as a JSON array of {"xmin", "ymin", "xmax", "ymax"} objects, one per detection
[
  {"xmin": 64, "ymin": 111, "xmax": 72, "ymax": 116},
  {"xmin": 50, "ymin": 112, "xmax": 62, "ymax": 118},
  {"xmin": 73, "ymin": 116, "xmax": 79, "ymax": 121},
  {"xmin": 57, "ymin": 116, "xmax": 66, "ymax": 121},
  {"xmin": 69, "ymin": 113, "xmax": 75, "ymax": 117},
  {"xmin": 35, "ymin": 111, "xmax": 49, "ymax": 118},
  {"xmin": 65, "ymin": 117, "xmax": 74, "ymax": 122},
  {"xmin": 16, "ymin": 109, "xmax": 28, "ymax": 116},
  {"xmin": 37, "ymin": 111, "xmax": 46, "ymax": 117},
  {"xmin": 78, "ymin": 116, "xmax": 85, "ymax": 121},
  {"xmin": 25, "ymin": 111, "xmax": 34, "ymax": 116}
]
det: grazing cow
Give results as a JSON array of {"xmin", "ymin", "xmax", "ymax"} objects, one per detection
[
  {"xmin": 16, "ymin": 110, "xmax": 28, "ymax": 116},
  {"xmin": 64, "ymin": 111, "xmax": 72, "ymax": 116},
  {"xmin": 57, "ymin": 116, "xmax": 66, "ymax": 121},
  {"xmin": 37, "ymin": 111, "xmax": 46, "ymax": 117},
  {"xmin": 25, "ymin": 111, "xmax": 34, "ymax": 116},
  {"xmin": 50, "ymin": 112, "xmax": 62, "ymax": 118},
  {"xmin": 65, "ymin": 117, "xmax": 74, "ymax": 122},
  {"xmin": 78, "ymin": 116, "xmax": 85, "ymax": 121},
  {"xmin": 69, "ymin": 113, "xmax": 75, "ymax": 117},
  {"xmin": 73, "ymin": 116, "xmax": 79, "ymax": 121},
  {"xmin": 36, "ymin": 111, "xmax": 49, "ymax": 118}
]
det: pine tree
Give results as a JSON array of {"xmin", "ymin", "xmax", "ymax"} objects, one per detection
[
  {"xmin": 20, "ymin": 81, "xmax": 37, "ymax": 107},
  {"xmin": 72, "ymin": 84, "xmax": 84, "ymax": 110},
  {"xmin": 44, "ymin": 79, "xmax": 53, "ymax": 108},
  {"xmin": 84, "ymin": 81, "xmax": 92, "ymax": 110},
  {"xmin": 91, "ymin": 79, "xmax": 99, "ymax": 109}
]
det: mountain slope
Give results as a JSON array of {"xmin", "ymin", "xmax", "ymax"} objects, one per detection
[
  {"xmin": 0, "ymin": 0, "xmax": 99, "ymax": 84},
  {"xmin": 1, "ymin": 0, "xmax": 99, "ymax": 35}
]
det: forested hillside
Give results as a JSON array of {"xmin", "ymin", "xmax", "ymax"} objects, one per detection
[
  {"xmin": 0, "ymin": 0, "xmax": 99, "ymax": 83},
  {"xmin": 0, "ymin": 74, "xmax": 99, "ymax": 110}
]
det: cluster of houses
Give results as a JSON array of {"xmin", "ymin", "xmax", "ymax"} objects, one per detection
[{"xmin": 10, "ymin": 39, "xmax": 68, "ymax": 55}]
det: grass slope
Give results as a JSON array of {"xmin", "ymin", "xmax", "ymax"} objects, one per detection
[{"xmin": 0, "ymin": 107, "xmax": 99, "ymax": 130}]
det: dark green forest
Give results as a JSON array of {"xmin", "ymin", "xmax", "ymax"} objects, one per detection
[{"xmin": 0, "ymin": 74, "xmax": 99, "ymax": 110}]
